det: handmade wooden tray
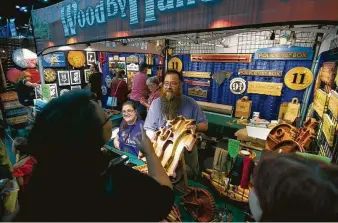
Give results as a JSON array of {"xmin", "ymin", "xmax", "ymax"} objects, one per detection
[
  {"xmin": 134, "ymin": 116, "xmax": 197, "ymax": 177},
  {"xmin": 266, "ymin": 123, "xmax": 298, "ymax": 150}
]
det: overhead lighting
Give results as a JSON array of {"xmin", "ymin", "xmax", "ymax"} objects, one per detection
[
  {"xmin": 16, "ymin": 5, "xmax": 20, "ymax": 9},
  {"xmin": 0, "ymin": 17, "xmax": 2, "ymax": 20},
  {"xmin": 23, "ymin": 9, "xmax": 28, "ymax": 12},
  {"xmin": 84, "ymin": 43, "xmax": 93, "ymax": 51},
  {"xmin": 58, "ymin": 46, "xmax": 72, "ymax": 51}
]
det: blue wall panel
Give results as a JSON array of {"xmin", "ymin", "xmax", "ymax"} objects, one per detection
[{"xmin": 178, "ymin": 53, "xmax": 313, "ymax": 120}]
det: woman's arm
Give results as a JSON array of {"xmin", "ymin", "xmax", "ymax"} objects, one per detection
[
  {"xmin": 16, "ymin": 176, "xmax": 24, "ymax": 187},
  {"xmin": 113, "ymin": 135, "xmax": 120, "ymax": 149},
  {"xmin": 135, "ymin": 125, "xmax": 172, "ymax": 189}
]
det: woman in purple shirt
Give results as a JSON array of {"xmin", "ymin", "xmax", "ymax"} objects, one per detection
[{"xmin": 114, "ymin": 101, "xmax": 144, "ymax": 156}]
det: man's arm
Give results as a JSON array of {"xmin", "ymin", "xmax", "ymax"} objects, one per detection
[
  {"xmin": 144, "ymin": 99, "xmax": 160, "ymax": 140},
  {"xmin": 193, "ymin": 99, "xmax": 208, "ymax": 132},
  {"xmin": 196, "ymin": 122, "xmax": 208, "ymax": 132}
]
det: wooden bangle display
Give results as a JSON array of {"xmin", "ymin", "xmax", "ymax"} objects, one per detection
[
  {"xmin": 180, "ymin": 187, "xmax": 216, "ymax": 222},
  {"xmin": 133, "ymin": 116, "xmax": 197, "ymax": 178}
]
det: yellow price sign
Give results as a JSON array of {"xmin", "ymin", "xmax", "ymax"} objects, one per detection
[
  {"xmin": 168, "ymin": 57, "xmax": 183, "ymax": 72},
  {"xmin": 284, "ymin": 67, "xmax": 313, "ymax": 90}
]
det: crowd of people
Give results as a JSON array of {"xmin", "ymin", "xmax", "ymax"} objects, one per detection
[{"xmin": 0, "ymin": 64, "xmax": 337, "ymax": 221}]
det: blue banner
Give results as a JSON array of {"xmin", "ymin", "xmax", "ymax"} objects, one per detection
[{"xmin": 42, "ymin": 52, "xmax": 66, "ymax": 67}]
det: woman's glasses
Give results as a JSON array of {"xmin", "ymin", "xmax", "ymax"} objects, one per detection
[{"xmin": 122, "ymin": 109, "xmax": 135, "ymax": 115}]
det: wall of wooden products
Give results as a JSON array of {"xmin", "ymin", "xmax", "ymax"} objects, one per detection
[{"xmin": 169, "ymin": 46, "xmax": 315, "ymax": 121}]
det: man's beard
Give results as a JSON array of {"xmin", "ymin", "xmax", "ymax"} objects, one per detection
[{"xmin": 160, "ymin": 88, "xmax": 182, "ymax": 120}]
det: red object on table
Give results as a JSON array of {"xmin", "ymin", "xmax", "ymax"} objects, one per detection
[{"xmin": 240, "ymin": 156, "xmax": 252, "ymax": 189}]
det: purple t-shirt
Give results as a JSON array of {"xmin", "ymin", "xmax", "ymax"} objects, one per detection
[
  {"xmin": 118, "ymin": 119, "xmax": 144, "ymax": 156},
  {"xmin": 144, "ymin": 95, "xmax": 207, "ymax": 132}
]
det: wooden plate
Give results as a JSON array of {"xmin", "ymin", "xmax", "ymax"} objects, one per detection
[
  {"xmin": 44, "ymin": 68, "xmax": 56, "ymax": 82},
  {"xmin": 67, "ymin": 51, "xmax": 86, "ymax": 68}
]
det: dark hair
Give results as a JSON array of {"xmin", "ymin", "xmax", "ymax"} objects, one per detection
[
  {"xmin": 164, "ymin": 69, "xmax": 184, "ymax": 82},
  {"xmin": 13, "ymin": 137, "xmax": 29, "ymax": 155},
  {"xmin": 117, "ymin": 69, "xmax": 125, "ymax": 78},
  {"xmin": 121, "ymin": 101, "xmax": 138, "ymax": 130},
  {"xmin": 139, "ymin": 63, "xmax": 149, "ymax": 72},
  {"xmin": 90, "ymin": 62, "xmax": 99, "ymax": 71},
  {"xmin": 253, "ymin": 152, "xmax": 338, "ymax": 222},
  {"xmin": 15, "ymin": 89, "xmax": 111, "ymax": 221}
]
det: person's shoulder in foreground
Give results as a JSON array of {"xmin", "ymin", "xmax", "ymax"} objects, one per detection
[{"xmin": 106, "ymin": 164, "xmax": 174, "ymax": 222}]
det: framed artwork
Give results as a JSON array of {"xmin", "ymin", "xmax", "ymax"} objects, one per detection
[
  {"xmin": 71, "ymin": 85, "xmax": 82, "ymax": 90},
  {"xmin": 84, "ymin": 69, "xmax": 93, "ymax": 83},
  {"xmin": 47, "ymin": 84, "xmax": 58, "ymax": 98},
  {"xmin": 59, "ymin": 88, "xmax": 70, "ymax": 96},
  {"xmin": 70, "ymin": 70, "xmax": 81, "ymax": 85},
  {"xmin": 86, "ymin": 52, "xmax": 96, "ymax": 65},
  {"xmin": 35, "ymin": 84, "xmax": 42, "ymax": 99},
  {"xmin": 57, "ymin": 70, "xmax": 70, "ymax": 86}
]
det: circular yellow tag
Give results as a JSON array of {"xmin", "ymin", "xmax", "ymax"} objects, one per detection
[
  {"xmin": 168, "ymin": 57, "xmax": 183, "ymax": 72},
  {"xmin": 284, "ymin": 67, "xmax": 313, "ymax": 90}
]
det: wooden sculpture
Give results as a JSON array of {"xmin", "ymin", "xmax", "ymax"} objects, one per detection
[
  {"xmin": 295, "ymin": 118, "xmax": 318, "ymax": 150},
  {"xmin": 161, "ymin": 204, "xmax": 181, "ymax": 222},
  {"xmin": 266, "ymin": 118, "xmax": 318, "ymax": 153},
  {"xmin": 133, "ymin": 116, "xmax": 197, "ymax": 177},
  {"xmin": 180, "ymin": 187, "xmax": 216, "ymax": 222},
  {"xmin": 266, "ymin": 123, "xmax": 298, "ymax": 150}
]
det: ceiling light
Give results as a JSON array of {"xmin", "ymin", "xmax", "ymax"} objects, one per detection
[
  {"xmin": 16, "ymin": 5, "xmax": 20, "ymax": 9},
  {"xmin": 58, "ymin": 46, "xmax": 72, "ymax": 51}
]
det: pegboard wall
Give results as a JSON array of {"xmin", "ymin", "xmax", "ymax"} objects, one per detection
[
  {"xmin": 101, "ymin": 53, "xmax": 163, "ymax": 107},
  {"xmin": 170, "ymin": 30, "xmax": 317, "ymax": 55},
  {"xmin": 175, "ymin": 54, "xmax": 313, "ymax": 120}
]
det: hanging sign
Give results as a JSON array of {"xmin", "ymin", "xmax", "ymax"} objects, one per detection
[
  {"xmin": 168, "ymin": 57, "xmax": 183, "ymax": 72},
  {"xmin": 313, "ymin": 89, "xmax": 327, "ymax": 117},
  {"xmin": 228, "ymin": 139, "xmax": 241, "ymax": 158},
  {"xmin": 184, "ymin": 79, "xmax": 210, "ymax": 87},
  {"xmin": 191, "ymin": 54, "xmax": 252, "ymax": 63},
  {"xmin": 238, "ymin": 69, "xmax": 282, "ymax": 77},
  {"xmin": 212, "ymin": 71, "xmax": 231, "ymax": 85},
  {"xmin": 322, "ymin": 114, "xmax": 336, "ymax": 147},
  {"xmin": 254, "ymin": 46, "xmax": 313, "ymax": 61},
  {"xmin": 284, "ymin": 67, "xmax": 313, "ymax": 90},
  {"xmin": 182, "ymin": 71, "xmax": 211, "ymax": 79},
  {"xmin": 247, "ymin": 82, "xmax": 283, "ymax": 96},
  {"xmin": 126, "ymin": 55, "xmax": 138, "ymax": 63},
  {"xmin": 230, "ymin": 78, "xmax": 246, "ymax": 95},
  {"xmin": 126, "ymin": 63, "xmax": 139, "ymax": 71},
  {"xmin": 188, "ymin": 87, "xmax": 208, "ymax": 98},
  {"xmin": 42, "ymin": 52, "xmax": 66, "ymax": 67},
  {"xmin": 328, "ymin": 91, "xmax": 338, "ymax": 118}
]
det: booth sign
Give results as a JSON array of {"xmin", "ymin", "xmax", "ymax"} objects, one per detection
[{"xmin": 31, "ymin": 0, "xmax": 338, "ymax": 54}]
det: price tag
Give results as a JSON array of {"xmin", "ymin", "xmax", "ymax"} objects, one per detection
[
  {"xmin": 284, "ymin": 67, "xmax": 313, "ymax": 90},
  {"xmin": 41, "ymin": 84, "xmax": 51, "ymax": 100},
  {"xmin": 168, "ymin": 57, "xmax": 183, "ymax": 72},
  {"xmin": 228, "ymin": 139, "xmax": 240, "ymax": 158}
]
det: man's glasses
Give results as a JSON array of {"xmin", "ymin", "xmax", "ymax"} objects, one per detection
[{"xmin": 163, "ymin": 82, "xmax": 178, "ymax": 88}]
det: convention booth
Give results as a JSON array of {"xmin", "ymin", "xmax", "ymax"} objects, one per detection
[{"xmin": 21, "ymin": 0, "xmax": 338, "ymax": 221}]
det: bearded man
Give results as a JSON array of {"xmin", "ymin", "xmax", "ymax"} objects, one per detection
[{"xmin": 144, "ymin": 70, "xmax": 208, "ymax": 179}]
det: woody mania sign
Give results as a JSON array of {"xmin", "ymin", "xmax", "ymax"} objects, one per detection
[{"xmin": 32, "ymin": 0, "xmax": 338, "ymax": 54}]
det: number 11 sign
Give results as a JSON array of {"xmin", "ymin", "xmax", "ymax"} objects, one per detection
[{"xmin": 284, "ymin": 67, "xmax": 314, "ymax": 90}]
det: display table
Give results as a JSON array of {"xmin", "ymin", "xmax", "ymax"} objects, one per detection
[
  {"xmin": 110, "ymin": 114, "xmax": 123, "ymax": 128},
  {"xmin": 104, "ymin": 143, "xmax": 245, "ymax": 222}
]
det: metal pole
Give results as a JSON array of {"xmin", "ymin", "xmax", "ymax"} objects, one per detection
[
  {"xmin": 300, "ymin": 33, "xmax": 323, "ymax": 125},
  {"xmin": 38, "ymin": 56, "xmax": 45, "ymax": 85}
]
